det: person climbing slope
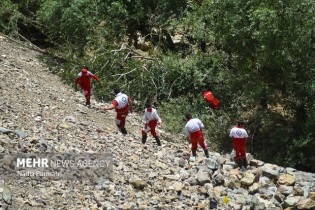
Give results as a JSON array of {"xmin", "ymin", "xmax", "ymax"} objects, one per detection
[
  {"xmin": 141, "ymin": 102, "xmax": 163, "ymax": 146},
  {"xmin": 100, "ymin": 88, "xmax": 132, "ymax": 135},
  {"xmin": 75, "ymin": 66, "xmax": 100, "ymax": 106},
  {"xmin": 184, "ymin": 113, "xmax": 209, "ymax": 161}
]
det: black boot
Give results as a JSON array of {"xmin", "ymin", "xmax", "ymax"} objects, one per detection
[
  {"xmin": 204, "ymin": 148, "xmax": 209, "ymax": 158},
  {"xmin": 189, "ymin": 150, "xmax": 197, "ymax": 161},
  {"xmin": 235, "ymin": 159, "xmax": 243, "ymax": 169},
  {"xmin": 154, "ymin": 136, "xmax": 161, "ymax": 146},
  {"xmin": 239, "ymin": 158, "xmax": 247, "ymax": 172},
  {"xmin": 242, "ymin": 158, "xmax": 248, "ymax": 168},
  {"xmin": 192, "ymin": 150, "xmax": 197, "ymax": 157},
  {"xmin": 120, "ymin": 127, "xmax": 127, "ymax": 135},
  {"xmin": 142, "ymin": 134, "xmax": 147, "ymax": 144}
]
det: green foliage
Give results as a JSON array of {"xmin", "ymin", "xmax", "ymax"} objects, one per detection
[
  {"xmin": 0, "ymin": 0, "xmax": 24, "ymax": 35},
  {"xmin": 159, "ymin": 98, "xmax": 193, "ymax": 134}
]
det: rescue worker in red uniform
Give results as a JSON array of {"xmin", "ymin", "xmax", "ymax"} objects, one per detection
[
  {"xmin": 202, "ymin": 88, "xmax": 221, "ymax": 110},
  {"xmin": 141, "ymin": 102, "xmax": 163, "ymax": 146},
  {"xmin": 100, "ymin": 88, "xmax": 132, "ymax": 134},
  {"xmin": 75, "ymin": 66, "xmax": 100, "ymax": 106},
  {"xmin": 185, "ymin": 113, "xmax": 209, "ymax": 161},
  {"xmin": 229, "ymin": 121, "xmax": 248, "ymax": 172}
]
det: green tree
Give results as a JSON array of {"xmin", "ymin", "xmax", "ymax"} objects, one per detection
[{"xmin": 0, "ymin": 0, "xmax": 25, "ymax": 35}]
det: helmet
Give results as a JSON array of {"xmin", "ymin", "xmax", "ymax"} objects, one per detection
[{"xmin": 82, "ymin": 68, "xmax": 88, "ymax": 75}]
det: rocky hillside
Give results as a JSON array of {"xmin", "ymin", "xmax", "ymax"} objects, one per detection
[{"xmin": 0, "ymin": 35, "xmax": 315, "ymax": 210}]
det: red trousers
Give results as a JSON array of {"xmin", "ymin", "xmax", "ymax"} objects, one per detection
[
  {"xmin": 190, "ymin": 130, "xmax": 208, "ymax": 150},
  {"xmin": 80, "ymin": 86, "xmax": 91, "ymax": 104},
  {"xmin": 115, "ymin": 111, "xmax": 128, "ymax": 128},
  {"xmin": 142, "ymin": 120, "xmax": 158, "ymax": 136},
  {"xmin": 233, "ymin": 139, "xmax": 246, "ymax": 161}
]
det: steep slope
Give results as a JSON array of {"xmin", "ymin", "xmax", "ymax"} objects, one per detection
[{"xmin": 0, "ymin": 35, "xmax": 315, "ymax": 210}]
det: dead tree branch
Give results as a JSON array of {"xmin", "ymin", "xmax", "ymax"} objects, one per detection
[
  {"xmin": 112, "ymin": 68, "xmax": 137, "ymax": 82},
  {"xmin": 111, "ymin": 44, "xmax": 157, "ymax": 62},
  {"xmin": 0, "ymin": 32, "xmax": 47, "ymax": 54}
]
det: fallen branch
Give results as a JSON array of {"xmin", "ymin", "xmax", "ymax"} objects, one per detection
[
  {"xmin": 112, "ymin": 44, "xmax": 157, "ymax": 62},
  {"xmin": 112, "ymin": 68, "xmax": 137, "ymax": 82},
  {"xmin": 18, "ymin": 32, "xmax": 47, "ymax": 53},
  {"xmin": 111, "ymin": 44, "xmax": 135, "ymax": 54},
  {"xmin": 131, "ymin": 55, "xmax": 157, "ymax": 61},
  {"xmin": 0, "ymin": 32, "xmax": 47, "ymax": 54},
  {"xmin": 167, "ymin": 78, "xmax": 179, "ymax": 100}
]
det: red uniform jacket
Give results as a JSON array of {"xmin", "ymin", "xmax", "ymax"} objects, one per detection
[{"xmin": 75, "ymin": 71, "xmax": 99, "ymax": 89}]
